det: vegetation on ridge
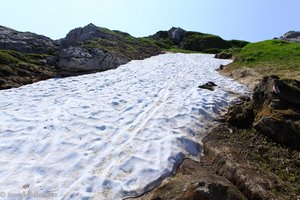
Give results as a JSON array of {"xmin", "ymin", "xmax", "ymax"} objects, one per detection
[
  {"xmin": 223, "ymin": 40, "xmax": 300, "ymax": 79},
  {"xmin": 145, "ymin": 29, "xmax": 249, "ymax": 53},
  {"xmin": 0, "ymin": 50, "xmax": 56, "ymax": 89},
  {"xmin": 82, "ymin": 29, "xmax": 160, "ymax": 60}
]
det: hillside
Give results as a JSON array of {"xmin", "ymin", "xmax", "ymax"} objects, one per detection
[
  {"xmin": 0, "ymin": 50, "xmax": 57, "ymax": 89},
  {"xmin": 0, "ymin": 24, "xmax": 161, "ymax": 89},
  {"xmin": 146, "ymin": 27, "xmax": 249, "ymax": 53},
  {"xmin": 221, "ymin": 39, "xmax": 300, "ymax": 88},
  {"xmin": 0, "ymin": 24, "xmax": 251, "ymax": 90}
]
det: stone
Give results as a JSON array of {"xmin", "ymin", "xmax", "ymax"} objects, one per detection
[
  {"xmin": 151, "ymin": 31, "xmax": 169, "ymax": 40},
  {"xmin": 252, "ymin": 76, "xmax": 300, "ymax": 148},
  {"xmin": 218, "ymin": 64, "xmax": 224, "ymax": 70},
  {"xmin": 60, "ymin": 23, "xmax": 116, "ymax": 48},
  {"xmin": 198, "ymin": 82, "xmax": 217, "ymax": 91},
  {"xmin": 58, "ymin": 46, "xmax": 128, "ymax": 75},
  {"xmin": 214, "ymin": 52, "xmax": 232, "ymax": 59},
  {"xmin": 168, "ymin": 27, "xmax": 186, "ymax": 44},
  {"xmin": 279, "ymin": 31, "xmax": 300, "ymax": 43},
  {"xmin": 226, "ymin": 102, "xmax": 254, "ymax": 129},
  {"xmin": 58, "ymin": 24, "xmax": 160, "ymax": 76},
  {"xmin": 0, "ymin": 25, "xmax": 58, "ymax": 54}
]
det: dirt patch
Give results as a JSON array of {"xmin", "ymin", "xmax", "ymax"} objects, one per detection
[{"xmin": 220, "ymin": 64, "xmax": 300, "ymax": 90}]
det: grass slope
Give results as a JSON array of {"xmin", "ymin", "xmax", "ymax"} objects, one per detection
[
  {"xmin": 225, "ymin": 40, "xmax": 300, "ymax": 79},
  {"xmin": 0, "ymin": 50, "xmax": 56, "ymax": 89},
  {"xmin": 146, "ymin": 31, "xmax": 248, "ymax": 53},
  {"xmin": 83, "ymin": 29, "xmax": 161, "ymax": 60}
]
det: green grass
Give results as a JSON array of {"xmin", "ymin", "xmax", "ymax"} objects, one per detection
[
  {"xmin": 83, "ymin": 30, "xmax": 161, "ymax": 60},
  {"xmin": 182, "ymin": 32, "xmax": 230, "ymax": 52},
  {"xmin": 0, "ymin": 50, "xmax": 49, "ymax": 66},
  {"xmin": 145, "ymin": 31, "xmax": 248, "ymax": 54},
  {"xmin": 0, "ymin": 50, "xmax": 55, "ymax": 89},
  {"xmin": 231, "ymin": 40, "xmax": 300, "ymax": 70}
]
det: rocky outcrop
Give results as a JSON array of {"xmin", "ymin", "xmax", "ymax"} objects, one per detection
[
  {"xmin": 168, "ymin": 27, "xmax": 186, "ymax": 44},
  {"xmin": 222, "ymin": 75, "xmax": 300, "ymax": 148},
  {"xmin": 0, "ymin": 24, "xmax": 161, "ymax": 87},
  {"xmin": 58, "ymin": 46, "xmax": 127, "ymax": 75},
  {"xmin": 132, "ymin": 159, "xmax": 246, "ymax": 200},
  {"xmin": 60, "ymin": 23, "xmax": 116, "ymax": 48},
  {"xmin": 149, "ymin": 27, "xmax": 248, "ymax": 53},
  {"xmin": 252, "ymin": 76, "xmax": 300, "ymax": 148},
  {"xmin": 279, "ymin": 31, "xmax": 300, "ymax": 43},
  {"xmin": 214, "ymin": 52, "xmax": 232, "ymax": 59},
  {"xmin": 0, "ymin": 25, "xmax": 58, "ymax": 54},
  {"xmin": 225, "ymin": 101, "xmax": 254, "ymax": 129},
  {"xmin": 0, "ymin": 25, "xmax": 59, "ymax": 89},
  {"xmin": 58, "ymin": 23, "xmax": 160, "ymax": 75}
]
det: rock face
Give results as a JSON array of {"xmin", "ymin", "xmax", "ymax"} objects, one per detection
[
  {"xmin": 223, "ymin": 76, "xmax": 300, "ymax": 148},
  {"xmin": 0, "ymin": 25, "xmax": 58, "ymax": 54},
  {"xmin": 252, "ymin": 76, "xmax": 300, "ymax": 148},
  {"xmin": 226, "ymin": 101, "xmax": 254, "ymax": 129},
  {"xmin": 279, "ymin": 31, "xmax": 300, "ymax": 43},
  {"xmin": 58, "ymin": 46, "xmax": 127, "ymax": 75},
  {"xmin": 168, "ymin": 27, "xmax": 186, "ymax": 44},
  {"xmin": 132, "ymin": 159, "xmax": 246, "ymax": 200},
  {"xmin": 58, "ymin": 23, "xmax": 160, "ymax": 75},
  {"xmin": 60, "ymin": 23, "xmax": 115, "ymax": 48},
  {"xmin": 0, "ymin": 23, "xmax": 161, "ymax": 84}
]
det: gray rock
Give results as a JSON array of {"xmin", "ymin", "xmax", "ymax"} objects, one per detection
[
  {"xmin": 168, "ymin": 27, "xmax": 186, "ymax": 44},
  {"xmin": 58, "ymin": 23, "xmax": 160, "ymax": 75},
  {"xmin": 252, "ymin": 76, "xmax": 300, "ymax": 148},
  {"xmin": 0, "ymin": 25, "xmax": 58, "ymax": 54},
  {"xmin": 198, "ymin": 81, "xmax": 217, "ymax": 91},
  {"xmin": 60, "ymin": 23, "xmax": 117, "ymax": 48},
  {"xmin": 58, "ymin": 46, "xmax": 128, "ymax": 74},
  {"xmin": 214, "ymin": 52, "xmax": 232, "ymax": 59},
  {"xmin": 279, "ymin": 31, "xmax": 300, "ymax": 43},
  {"xmin": 226, "ymin": 101, "xmax": 254, "ymax": 129},
  {"xmin": 151, "ymin": 31, "xmax": 169, "ymax": 40}
]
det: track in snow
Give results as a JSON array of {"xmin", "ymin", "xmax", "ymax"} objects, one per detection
[{"xmin": 0, "ymin": 53, "xmax": 249, "ymax": 199}]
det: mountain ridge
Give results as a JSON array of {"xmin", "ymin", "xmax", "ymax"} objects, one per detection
[{"xmin": 1, "ymin": 23, "xmax": 298, "ymax": 90}]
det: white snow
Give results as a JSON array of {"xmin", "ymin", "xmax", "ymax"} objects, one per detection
[{"xmin": 0, "ymin": 53, "xmax": 249, "ymax": 199}]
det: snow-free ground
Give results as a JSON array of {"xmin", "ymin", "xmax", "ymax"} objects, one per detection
[{"xmin": 0, "ymin": 53, "xmax": 248, "ymax": 199}]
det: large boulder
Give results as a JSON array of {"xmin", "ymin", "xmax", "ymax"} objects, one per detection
[
  {"xmin": 60, "ymin": 23, "xmax": 116, "ymax": 48},
  {"xmin": 214, "ymin": 52, "xmax": 232, "ymax": 59},
  {"xmin": 0, "ymin": 25, "xmax": 58, "ymax": 54},
  {"xmin": 168, "ymin": 27, "xmax": 186, "ymax": 44},
  {"xmin": 58, "ymin": 46, "xmax": 127, "ymax": 75},
  {"xmin": 252, "ymin": 76, "xmax": 300, "ymax": 148},
  {"xmin": 58, "ymin": 24, "xmax": 160, "ymax": 75},
  {"xmin": 226, "ymin": 101, "xmax": 254, "ymax": 129},
  {"xmin": 279, "ymin": 31, "xmax": 300, "ymax": 43}
]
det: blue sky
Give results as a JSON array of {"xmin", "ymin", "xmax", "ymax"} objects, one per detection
[{"xmin": 1, "ymin": 0, "xmax": 299, "ymax": 42}]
